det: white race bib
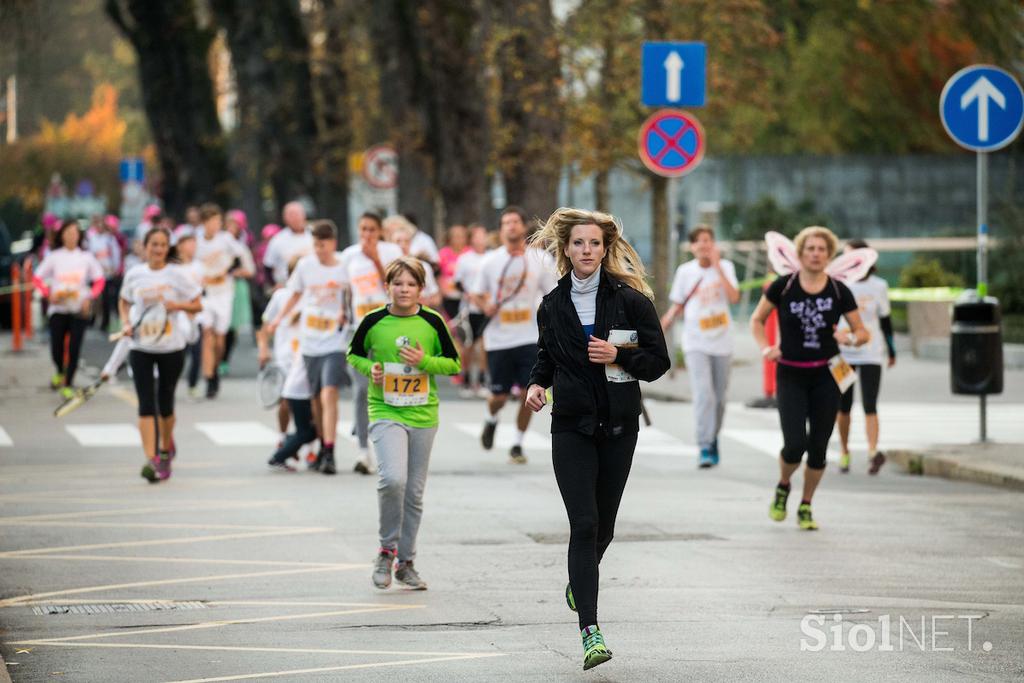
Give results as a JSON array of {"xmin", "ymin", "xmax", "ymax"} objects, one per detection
[
  {"xmin": 829, "ymin": 354, "xmax": 857, "ymax": 393},
  {"xmin": 382, "ymin": 362, "xmax": 429, "ymax": 407},
  {"xmin": 605, "ymin": 329, "xmax": 638, "ymax": 383}
]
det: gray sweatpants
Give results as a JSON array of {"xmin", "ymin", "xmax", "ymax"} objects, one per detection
[
  {"xmin": 348, "ymin": 365, "xmax": 370, "ymax": 449},
  {"xmin": 370, "ymin": 420, "xmax": 437, "ymax": 562},
  {"xmin": 686, "ymin": 351, "xmax": 731, "ymax": 449}
]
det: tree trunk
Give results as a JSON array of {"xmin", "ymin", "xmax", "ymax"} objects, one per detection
[
  {"xmin": 210, "ymin": 0, "xmax": 322, "ymax": 226},
  {"xmin": 369, "ymin": 0, "xmax": 436, "ymax": 236},
  {"xmin": 491, "ymin": 0, "xmax": 563, "ymax": 222},
  {"xmin": 106, "ymin": 0, "xmax": 230, "ymax": 217},
  {"xmin": 310, "ymin": 0, "xmax": 351, "ymax": 242},
  {"xmin": 594, "ymin": 170, "xmax": 609, "ymax": 212}
]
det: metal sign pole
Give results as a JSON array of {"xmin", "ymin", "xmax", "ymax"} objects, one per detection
[{"xmin": 977, "ymin": 150, "xmax": 988, "ymax": 442}]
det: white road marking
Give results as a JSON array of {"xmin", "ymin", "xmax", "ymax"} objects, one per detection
[
  {"xmin": 984, "ymin": 556, "xmax": 1022, "ymax": 569},
  {"xmin": 65, "ymin": 423, "xmax": 139, "ymax": 447},
  {"xmin": 454, "ymin": 422, "xmax": 550, "ymax": 450},
  {"xmin": 0, "ymin": 426, "xmax": 12, "ymax": 446},
  {"xmin": 195, "ymin": 421, "xmax": 279, "ymax": 446}
]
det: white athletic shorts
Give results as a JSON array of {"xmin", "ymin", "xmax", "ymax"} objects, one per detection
[{"xmin": 202, "ymin": 291, "xmax": 233, "ymax": 335}]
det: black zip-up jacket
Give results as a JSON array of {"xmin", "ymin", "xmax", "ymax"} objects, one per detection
[{"xmin": 529, "ymin": 269, "xmax": 670, "ymax": 437}]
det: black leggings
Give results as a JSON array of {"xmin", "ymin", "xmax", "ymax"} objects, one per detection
[
  {"xmin": 98, "ymin": 276, "xmax": 121, "ymax": 331},
  {"xmin": 839, "ymin": 364, "xmax": 882, "ymax": 415},
  {"xmin": 49, "ymin": 313, "xmax": 88, "ymax": 385},
  {"xmin": 552, "ymin": 429, "xmax": 637, "ymax": 630},
  {"xmin": 269, "ymin": 399, "xmax": 317, "ymax": 463},
  {"xmin": 129, "ymin": 349, "xmax": 186, "ymax": 417},
  {"xmin": 776, "ymin": 365, "xmax": 840, "ymax": 470},
  {"xmin": 186, "ymin": 338, "xmax": 202, "ymax": 389}
]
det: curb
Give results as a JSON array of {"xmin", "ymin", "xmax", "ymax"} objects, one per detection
[{"xmin": 888, "ymin": 449, "xmax": 1024, "ymax": 492}]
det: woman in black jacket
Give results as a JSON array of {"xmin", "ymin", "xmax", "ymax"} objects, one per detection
[{"xmin": 525, "ymin": 207, "xmax": 669, "ymax": 671}]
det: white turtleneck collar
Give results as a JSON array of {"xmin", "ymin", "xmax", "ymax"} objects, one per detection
[
  {"xmin": 570, "ymin": 265, "xmax": 601, "ymax": 328},
  {"xmin": 571, "ymin": 265, "xmax": 601, "ymax": 295}
]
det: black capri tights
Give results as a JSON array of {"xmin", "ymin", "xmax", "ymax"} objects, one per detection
[
  {"xmin": 776, "ymin": 365, "xmax": 840, "ymax": 470},
  {"xmin": 552, "ymin": 429, "xmax": 637, "ymax": 630},
  {"xmin": 129, "ymin": 349, "xmax": 186, "ymax": 417},
  {"xmin": 839, "ymin": 364, "xmax": 881, "ymax": 415}
]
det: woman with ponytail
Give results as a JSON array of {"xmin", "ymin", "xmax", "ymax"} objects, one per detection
[{"xmin": 525, "ymin": 208, "xmax": 669, "ymax": 670}]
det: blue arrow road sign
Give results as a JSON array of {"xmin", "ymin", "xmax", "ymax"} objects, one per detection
[
  {"xmin": 119, "ymin": 158, "xmax": 145, "ymax": 183},
  {"xmin": 642, "ymin": 42, "xmax": 705, "ymax": 107},
  {"xmin": 940, "ymin": 65, "xmax": 1023, "ymax": 152}
]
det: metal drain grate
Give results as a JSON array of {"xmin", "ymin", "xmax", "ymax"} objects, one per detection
[{"xmin": 33, "ymin": 601, "xmax": 208, "ymax": 616}]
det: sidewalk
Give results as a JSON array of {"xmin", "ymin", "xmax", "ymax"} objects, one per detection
[{"xmin": 645, "ymin": 324, "xmax": 1024, "ymax": 492}]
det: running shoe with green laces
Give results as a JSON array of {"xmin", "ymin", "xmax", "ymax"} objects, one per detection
[
  {"xmin": 581, "ymin": 625, "xmax": 612, "ymax": 670},
  {"xmin": 769, "ymin": 485, "xmax": 790, "ymax": 522},
  {"xmin": 797, "ymin": 503, "xmax": 819, "ymax": 530},
  {"xmin": 50, "ymin": 372, "xmax": 65, "ymax": 390},
  {"xmin": 59, "ymin": 386, "xmax": 75, "ymax": 400},
  {"xmin": 140, "ymin": 457, "xmax": 160, "ymax": 484},
  {"xmin": 839, "ymin": 452, "xmax": 851, "ymax": 473},
  {"xmin": 565, "ymin": 582, "xmax": 576, "ymax": 612}
]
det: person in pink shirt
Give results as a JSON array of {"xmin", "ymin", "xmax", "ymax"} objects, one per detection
[
  {"xmin": 33, "ymin": 219, "xmax": 106, "ymax": 398},
  {"xmin": 438, "ymin": 224, "xmax": 470, "ymax": 322}
]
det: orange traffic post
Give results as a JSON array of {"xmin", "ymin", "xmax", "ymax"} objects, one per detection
[
  {"xmin": 23, "ymin": 257, "xmax": 33, "ymax": 339},
  {"xmin": 11, "ymin": 262, "xmax": 22, "ymax": 352},
  {"xmin": 763, "ymin": 308, "xmax": 778, "ymax": 398}
]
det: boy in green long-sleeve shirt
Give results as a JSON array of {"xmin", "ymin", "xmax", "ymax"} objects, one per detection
[{"xmin": 347, "ymin": 257, "xmax": 460, "ymax": 591}]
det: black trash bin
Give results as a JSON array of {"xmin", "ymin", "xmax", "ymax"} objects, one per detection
[{"xmin": 950, "ymin": 294, "xmax": 1003, "ymax": 395}]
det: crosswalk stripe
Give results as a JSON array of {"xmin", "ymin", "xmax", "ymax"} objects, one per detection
[
  {"xmin": 0, "ymin": 426, "xmax": 12, "ymax": 447},
  {"xmin": 65, "ymin": 424, "xmax": 140, "ymax": 447},
  {"xmin": 194, "ymin": 422, "xmax": 279, "ymax": 446}
]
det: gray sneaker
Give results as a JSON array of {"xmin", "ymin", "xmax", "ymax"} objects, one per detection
[
  {"xmin": 394, "ymin": 561, "xmax": 428, "ymax": 590},
  {"xmin": 372, "ymin": 549, "xmax": 394, "ymax": 589}
]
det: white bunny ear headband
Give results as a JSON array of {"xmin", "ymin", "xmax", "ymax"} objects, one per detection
[{"xmin": 765, "ymin": 231, "xmax": 878, "ymax": 283}]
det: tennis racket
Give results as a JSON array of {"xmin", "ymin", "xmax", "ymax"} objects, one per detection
[
  {"xmin": 479, "ymin": 254, "xmax": 529, "ymax": 334},
  {"xmin": 449, "ymin": 307, "xmax": 475, "ymax": 346},
  {"xmin": 109, "ymin": 302, "xmax": 169, "ymax": 345},
  {"xmin": 258, "ymin": 363, "xmax": 286, "ymax": 408},
  {"xmin": 53, "ymin": 377, "xmax": 107, "ymax": 418}
]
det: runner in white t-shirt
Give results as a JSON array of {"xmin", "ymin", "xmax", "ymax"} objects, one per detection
[
  {"xmin": 836, "ymin": 239, "xmax": 896, "ymax": 475},
  {"xmin": 468, "ymin": 206, "xmax": 558, "ymax": 464},
  {"xmin": 267, "ymin": 220, "xmax": 349, "ymax": 475},
  {"xmin": 32, "ymin": 219, "xmax": 106, "ymax": 397},
  {"xmin": 118, "ymin": 226, "xmax": 203, "ymax": 483},
  {"xmin": 661, "ymin": 226, "xmax": 740, "ymax": 468},
  {"xmin": 259, "ymin": 269, "xmax": 318, "ymax": 471},
  {"xmin": 263, "ymin": 201, "xmax": 313, "ymax": 287},
  {"xmin": 86, "ymin": 220, "xmax": 122, "ymax": 332},
  {"xmin": 452, "ymin": 224, "xmax": 491, "ymax": 396},
  {"xmin": 195, "ymin": 203, "xmax": 254, "ymax": 398},
  {"xmin": 339, "ymin": 212, "xmax": 403, "ymax": 474}
]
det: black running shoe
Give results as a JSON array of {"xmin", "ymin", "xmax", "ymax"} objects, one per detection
[
  {"xmin": 509, "ymin": 445, "xmax": 527, "ymax": 465},
  {"xmin": 321, "ymin": 454, "xmax": 337, "ymax": 475},
  {"xmin": 481, "ymin": 420, "xmax": 496, "ymax": 450},
  {"xmin": 868, "ymin": 451, "xmax": 886, "ymax": 475},
  {"xmin": 267, "ymin": 458, "xmax": 296, "ymax": 472}
]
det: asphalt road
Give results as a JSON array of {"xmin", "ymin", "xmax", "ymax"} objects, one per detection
[{"xmin": 1, "ymin": 334, "xmax": 1022, "ymax": 682}]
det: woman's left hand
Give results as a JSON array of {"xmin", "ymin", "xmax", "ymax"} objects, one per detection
[
  {"xmin": 399, "ymin": 341, "xmax": 425, "ymax": 367},
  {"xmin": 588, "ymin": 335, "xmax": 618, "ymax": 364}
]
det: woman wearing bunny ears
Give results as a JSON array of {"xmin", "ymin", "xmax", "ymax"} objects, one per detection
[{"xmin": 750, "ymin": 226, "xmax": 873, "ymax": 530}]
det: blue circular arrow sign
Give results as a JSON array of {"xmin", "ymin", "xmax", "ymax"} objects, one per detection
[{"xmin": 940, "ymin": 65, "xmax": 1024, "ymax": 152}]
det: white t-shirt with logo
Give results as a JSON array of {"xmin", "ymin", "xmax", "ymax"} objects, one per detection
[
  {"xmin": 454, "ymin": 250, "xmax": 488, "ymax": 314},
  {"xmin": 262, "ymin": 288, "xmax": 309, "ymax": 401},
  {"xmin": 340, "ymin": 242, "xmax": 403, "ymax": 325},
  {"xmin": 35, "ymin": 248, "xmax": 105, "ymax": 315},
  {"xmin": 469, "ymin": 246, "xmax": 558, "ymax": 351},
  {"xmin": 286, "ymin": 253, "xmax": 349, "ymax": 356},
  {"xmin": 668, "ymin": 259, "xmax": 739, "ymax": 356},
  {"xmin": 120, "ymin": 263, "xmax": 202, "ymax": 353},
  {"xmin": 839, "ymin": 275, "xmax": 891, "ymax": 366},
  {"xmin": 87, "ymin": 231, "xmax": 121, "ymax": 277},
  {"xmin": 264, "ymin": 228, "xmax": 314, "ymax": 285},
  {"xmin": 195, "ymin": 230, "xmax": 253, "ymax": 299}
]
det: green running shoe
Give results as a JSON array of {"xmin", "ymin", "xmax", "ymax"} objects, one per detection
[
  {"xmin": 769, "ymin": 485, "xmax": 790, "ymax": 522},
  {"xmin": 59, "ymin": 386, "xmax": 75, "ymax": 400},
  {"xmin": 581, "ymin": 625, "xmax": 612, "ymax": 670},
  {"xmin": 140, "ymin": 457, "xmax": 160, "ymax": 484},
  {"xmin": 565, "ymin": 582, "xmax": 576, "ymax": 612},
  {"xmin": 797, "ymin": 503, "xmax": 819, "ymax": 530},
  {"xmin": 50, "ymin": 372, "xmax": 65, "ymax": 390},
  {"xmin": 839, "ymin": 452, "xmax": 851, "ymax": 473}
]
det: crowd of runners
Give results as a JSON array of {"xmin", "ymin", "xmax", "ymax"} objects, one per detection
[{"xmin": 29, "ymin": 201, "xmax": 892, "ymax": 670}]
